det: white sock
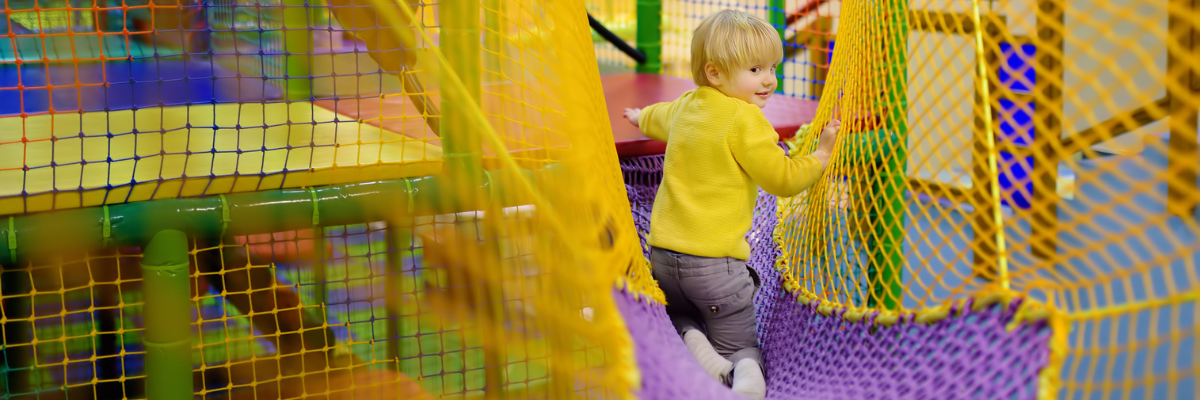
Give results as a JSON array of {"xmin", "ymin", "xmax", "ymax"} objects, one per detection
[
  {"xmin": 731, "ymin": 358, "xmax": 766, "ymax": 400},
  {"xmin": 682, "ymin": 329, "xmax": 732, "ymax": 383}
]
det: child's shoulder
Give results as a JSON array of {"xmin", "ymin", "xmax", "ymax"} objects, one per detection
[
  {"xmin": 687, "ymin": 89, "xmax": 759, "ymax": 115},
  {"xmin": 674, "ymin": 88, "xmax": 770, "ymax": 128},
  {"xmin": 729, "ymin": 102, "xmax": 772, "ymax": 128}
]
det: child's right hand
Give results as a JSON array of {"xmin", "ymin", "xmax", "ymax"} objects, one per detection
[
  {"xmin": 624, "ymin": 108, "xmax": 641, "ymax": 127},
  {"xmin": 812, "ymin": 119, "xmax": 840, "ymax": 167}
]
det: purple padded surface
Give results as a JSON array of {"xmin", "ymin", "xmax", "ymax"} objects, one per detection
[
  {"xmin": 756, "ymin": 290, "xmax": 1049, "ymax": 399},
  {"xmin": 618, "ymin": 154, "xmax": 1052, "ymax": 400},
  {"xmin": 614, "ymin": 289, "xmax": 746, "ymax": 400}
]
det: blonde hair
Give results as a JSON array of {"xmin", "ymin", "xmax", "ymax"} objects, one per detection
[{"xmin": 691, "ymin": 10, "xmax": 784, "ymax": 87}]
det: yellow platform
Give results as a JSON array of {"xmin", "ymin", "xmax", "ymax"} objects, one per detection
[{"xmin": 0, "ymin": 102, "xmax": 444, "ymax": 215}]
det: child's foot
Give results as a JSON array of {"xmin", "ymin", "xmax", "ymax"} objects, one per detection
[
  {"xmin": 731, "ymin": 359, "xmax": 766, "ymax": 400},
  {"xmin": 682, "ymin": 329, "xmax": 733, "ymax": 384}
]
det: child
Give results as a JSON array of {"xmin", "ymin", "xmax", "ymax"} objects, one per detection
[{"xmin": 622, "ymin": 9, "xmax": 839, "ymax": 399}]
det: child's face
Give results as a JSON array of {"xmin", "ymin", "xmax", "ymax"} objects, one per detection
[{"xmin": 709, "ymin": 61, "xmax": 778, "ymax": 108}]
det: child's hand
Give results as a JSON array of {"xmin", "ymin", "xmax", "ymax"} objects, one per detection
[
  {"xmin": 811, "ymin": 119, "xmax": 840, "ymax": 167},
  {"xmin": 624, "ymin": 108, "xmax": 641, "ymax": 127}
]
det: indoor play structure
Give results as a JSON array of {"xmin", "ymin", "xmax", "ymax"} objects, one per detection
[{"xmin": 0, "ymin": 0, "xmax": 1197, "ymax": 399}]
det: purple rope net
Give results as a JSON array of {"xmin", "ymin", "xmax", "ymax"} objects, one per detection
[{"xmin": 616, "ymin": 154, "xmax": 1051, "ymax": 400}]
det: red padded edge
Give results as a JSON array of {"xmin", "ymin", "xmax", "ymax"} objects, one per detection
[{"xmin": 602, "ymin": 73, "xmax": 819, "ymax": 157}]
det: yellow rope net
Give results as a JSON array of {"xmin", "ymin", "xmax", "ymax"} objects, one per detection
[
  {"xmin": 593, "ymin": 0, "xmax": 1199, "ymax": 398},
  {"xmin": 0, "ymin": 0, "xmax": 1197, "ymax": 398},
  {"xmin": 776, "ymin": 0, "xmax": 1200, "ymax": 398},
  {"xmin": 1, "ymin": 0, "xmax": 644, "ymax": 398}
]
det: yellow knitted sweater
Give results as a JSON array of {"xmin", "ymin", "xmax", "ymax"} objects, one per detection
[{"xmin": 640, "ymin": 86, "xmax": 823, "ymax": 260}]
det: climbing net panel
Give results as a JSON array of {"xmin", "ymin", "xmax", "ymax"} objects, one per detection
[
  {"xmin": 1, "ymin": 0, "xmax": 1198, "ymax": 397},
  {"xmin": 1, "ymin": 0, "xmax": 645, "ymax": 398},
  {"xmin": 598, "ymin": 0, "xmax": 1199, "ymax": 398},
  {"xmin": 795, "ymin": 0, "xmax": 1198, "ymax": 398}
]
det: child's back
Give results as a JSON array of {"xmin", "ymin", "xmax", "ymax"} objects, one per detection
[
  {"xmin": 621, "ymin": 9, "xmax": 840, "ymax": 400},
  {"xmin": 641, "ymin": 85, "xmax": 823, "ymax": 261}
]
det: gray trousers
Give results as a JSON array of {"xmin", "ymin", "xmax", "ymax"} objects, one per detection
[{"xmin": 650, "ymin": 246, "xmax": 763, "ymax": 369}]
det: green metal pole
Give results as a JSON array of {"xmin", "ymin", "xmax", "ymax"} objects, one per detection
[
  {"xmin": 869, "ymin": 0, "xmax": 908, "ymax": 310},
  {"xmin": 0, "ymin": 170, "xmax": 539, "ymax": 267},
  {"xmin": 770, "ymin": 0, "xmax": 786, "ymax": 93},
  {"xmin": 283, "ymin": 0, "xmax": 313, "ymax": 100},
  {"xmin": 635, "ymin": 0, "xmax": 661, "ymax": 73},
  {"xmin": 140, "ymin": 230, "xmax": 193, "ymax": 400}
]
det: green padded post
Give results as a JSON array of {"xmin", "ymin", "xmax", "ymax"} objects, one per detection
[
  {"xmin": 442, "ymin": 5, "xmax": 501, "ymax": 392},
  {"xmin": 313, "ymin": 226, "xmax": 328, "ymax": 307},
  {"xmin": 309, "ymin": 0, "xmax": 330, "ymax": 27},
  {"xmin": 283, "ymin": 0, "xmax": 313, "ymax": 100},
  {"xmin": 140, "ymin": 230, "xmax": 193, "ymax": 400},
  {"xmin": 770, "ymin": 0, "xmax": 786, "ymax": 93},
  {"xmin": 441, "ymin": 0, "xmax": 484, "ymax": 188},
  {"xmin": 443, "ymin": 4, "xmax": 508, "ymax": 393},
  {"xmin": 484, "ymin": 0, "xmax": 503, "ymax": 79},
  {"xmin": 635, "ymin": 0, "xmax": 662, "ymax": 73},
  {"xmin": 442, "ymin": 4, "xmax": 503, "ymax": 391},
  {"xmin": 1, "ymin": 264, "xmax": 32, "ymax": 397},
  {"xmin": 869, "ymin": 0, "xmax": 908, "ymax": 310},
  {"xmin": 383, "ymin": 222, "xmax": 412, "ymax": 369}
]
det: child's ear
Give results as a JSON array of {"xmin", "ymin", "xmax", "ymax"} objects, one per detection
[{"xmin": 705, "ymin": 62, "xmax": 722, "ymax": 87}]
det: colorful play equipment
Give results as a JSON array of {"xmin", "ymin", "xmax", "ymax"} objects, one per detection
[{"xmin": 0, "ymin": 0, "xmax": 1197, "ymax": 399}]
